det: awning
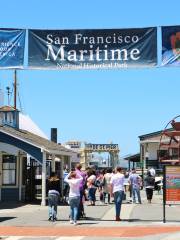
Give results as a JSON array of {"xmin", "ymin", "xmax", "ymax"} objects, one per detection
[{"xmin": 0, "ymin": 125, "xmax": 74, "ymax": 164}]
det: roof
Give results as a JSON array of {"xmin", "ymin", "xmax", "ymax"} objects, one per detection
[
  {"xmin": 0, "ymin": 106, "xmax": 17, "ymax": 111},
  {"xmin": 19, "ymin": 113, "xmax": 48, "ymax": 139},
  {"xmin": 138, "ymin": 128, "xmax": 173, "ymax": 141},
  {"xmin": 124, "ymin": 153, "xmax": 140, "ymax": 162},
  {"xmin": 0, "ymin": 125, "xmax": 74, "ymax": 156}
]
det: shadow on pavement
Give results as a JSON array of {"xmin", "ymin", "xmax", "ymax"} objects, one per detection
[
  {"xmin": 0, "ymin": 217, "xmax": 16, "ymax": 222},
  {"xmin": 77, "ymin": 222, "xmax": 98, "ymax": 225},
  {"xmin": 0, "ymin": 202, "xmax": 26, "ymax": 209},
  {"xmin": 128, "ymin": 219, "xmax": 180, "ymax": 223}
]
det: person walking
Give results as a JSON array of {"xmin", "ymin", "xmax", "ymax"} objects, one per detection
[
  {"xmin": 128, "ymin": 168, "xmax": 142, "ymax": 204},
  {"xmin": 64, "ymin": 170, "xmax": 83, "ymax": 225},
  {"xmin": 110, "ymin": 166, "xmax": 125, "ymax": 221},
  {"xmin": 103, "ymin": 168, "xmax": 112, "ymax": 204},
  {"xmin": 148, "ymin": 167, "xmax": 156, "ymax": 177},
  {"xmin": 87, "ymin": 169, "xmax": 97, "ymax": 206},
  {"xmin": 47, "ymin": 172, "xmax": 60, "ymax": 221},
  {"xmin": 75, "ymin": 163, "xmax": 86, "ymax": 218},
  {"xmin": 144, "ymin": 171, "xmax": 155, "ymax": 203}
]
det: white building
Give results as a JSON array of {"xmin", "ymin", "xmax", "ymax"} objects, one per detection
[{"xmin": 0, "ymin": 106, "xmax": 74, "ymax": 204}]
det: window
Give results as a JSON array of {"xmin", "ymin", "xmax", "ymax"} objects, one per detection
[
  {"xmin": 157, "ymin": 149, "xmax": 168, "ymax": 159},
  {"xmin": 2, "ymin": 155, "xmax": 16, "ymax": 185},
  {"xmin": 172, "ymin": 148, "xmax": 178, "ymax": 159}
]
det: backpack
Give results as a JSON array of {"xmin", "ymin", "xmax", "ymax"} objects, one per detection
[
  {"xmin": 94, "ymin": 179, "xmax": 101, "ymax": 187},
  {"xmin": 147, "ymin": 176, "xmax": 155, "ymax": 186},
  {"xmin": 94, "ymin": 178, "xmax": 105, "ymax": 188}
]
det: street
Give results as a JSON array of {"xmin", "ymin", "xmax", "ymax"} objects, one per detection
[{"xmin": 0, "ymin": 191, "xmax": 180, "ymax": 239}]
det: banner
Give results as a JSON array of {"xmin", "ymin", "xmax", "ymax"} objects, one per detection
[
  {"xmin": 165, "ymin": 166, "xmax": 180, "ymax": 204},
  {"xmin": 28, "ymin": 28, "xmax": 157, "ymax": 70},
  {"xmin": 162, "ymin": 26, "xmax": 180, "ymax": 66},
  {"xmin": 0, "ymin": 29, "xmax": 25, "ymax": 68}
]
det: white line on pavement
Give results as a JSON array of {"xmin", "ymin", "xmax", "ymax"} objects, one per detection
[
  {"xmin": 56, "ymin": 237, "xmax": 84, "ymax": 240},
  {"xmin": 161, "ymin": 232, "xmax": 180, "ymax": 240},
  {"xmin": 5, "ymin": 237, "xmax": 23, "ymax": 240}
]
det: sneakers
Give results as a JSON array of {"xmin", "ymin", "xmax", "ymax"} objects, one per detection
[
  {"xmin": 48, "ymin": 216, "xmax": 57, "ymax": 221},
  {"xmin": 70, "ymin": 220, "xmax": 78, "ymax": 225}
]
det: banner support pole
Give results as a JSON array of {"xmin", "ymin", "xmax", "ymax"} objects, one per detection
[{"xmin": 163, "ymin": 165, "xmax": 166, "ymax": 223}]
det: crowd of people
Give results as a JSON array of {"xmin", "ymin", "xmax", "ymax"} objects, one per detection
[{"xmin": 47, "ymin": 164, "xmax": 157, "ymax": 225}]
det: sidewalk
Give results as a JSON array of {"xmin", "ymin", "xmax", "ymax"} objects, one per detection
[{"xmin": 0, "ymin": 190, "xmax": 180, "ymax": 239}]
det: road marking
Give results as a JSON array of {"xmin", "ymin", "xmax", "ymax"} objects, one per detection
[
  {"xmin": 5, "ymin": 237, "xmax": 55, "ymax": 240},
  {"xmin": 56, "ymin": 237, "xmax": 84, "ymax": 240},
  {"xmin": 161, "ymin": 232, "xmax": 180, "ymax": 240},
  {"xmin": 5, "ymin": 237, "xmax": 23, "ymax": 240}
]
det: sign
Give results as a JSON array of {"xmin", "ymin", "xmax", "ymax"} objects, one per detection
[
  {"xmin": 165, "ymin": 166, "xmax": 180, "ymax": 204},
  {"xmin": 0, "ymin": 29, "xmax": 25, "ymax": 68},
  {"xmin": 162, "ymin": 26, "xmax": 180, "ymax": 66},
  {"xmin": 28, "ymin": 28, "xmax": 157, "ymax": 70},
  {"xmin": 85, "ymin": 144, "xmax": 119, "ymax": 152}
]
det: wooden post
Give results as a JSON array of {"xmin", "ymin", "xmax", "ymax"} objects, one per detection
[{"xmin": 18, "ymin": 152, "xmax": 22, "ymax": 201}]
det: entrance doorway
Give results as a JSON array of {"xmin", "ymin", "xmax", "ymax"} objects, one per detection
[{"xmin": 23, "ymin": 158, "xmax": 51, "ymax": 202}]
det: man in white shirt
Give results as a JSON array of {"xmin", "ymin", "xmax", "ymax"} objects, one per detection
[{"xmin": 110, "ymin": 166, "xmax": 125, "ymax": 221}]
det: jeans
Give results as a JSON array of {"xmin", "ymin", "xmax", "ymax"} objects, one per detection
[
  {"xmin": 114, "ymin": 190, "xmax": 124, "ymax": 218},
  {"xmin": 132, "ymin": 186, "xmax": 141, "ymax": 203},
  {"xmin": 88, "ymin": 187, "xmax": 96, "ymax": 202},
  {"xmin": 48, "ymin": 194, "xmax": 59, "ymax": 219},
  {"xmin": 69, "ymin": 196, "xmax": 80, "ymax": 222}
]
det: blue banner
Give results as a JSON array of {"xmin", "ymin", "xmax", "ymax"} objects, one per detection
[
  {"xmin": 28, "ymin": 28, "xmax": 157, "ymax": 70},
  {"xmin": 0, "ymin": 29, "xmax": 25, "ymax": 69},
  {"xmin": 162, "ymin": 26, "xmax": 180, "ymax": 66}
]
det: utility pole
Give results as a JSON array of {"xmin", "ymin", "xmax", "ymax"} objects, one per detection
[{"xmin": 14, "ymin": 70, "xmax": 17, "ymax": 109}]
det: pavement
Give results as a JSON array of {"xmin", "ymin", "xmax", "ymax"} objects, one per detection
[{"xmin": 0, "ymin": 190, "xmax": 180, "ymax": 239}]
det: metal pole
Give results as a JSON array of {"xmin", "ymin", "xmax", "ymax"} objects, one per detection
[
  {"xmin": 163, "ymin": 165, "xmax": 166, "ymax": 223},
  {"xmin": 13, "ymin": 70, "xmax": 17, "ymax": 109}
]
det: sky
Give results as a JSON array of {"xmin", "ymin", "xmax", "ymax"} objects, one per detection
[{"xmin": 0, "ymin": 0, "xmax": 180, "ymax": 156}]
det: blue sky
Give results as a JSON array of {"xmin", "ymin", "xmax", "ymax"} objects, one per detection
[{"xmin": 0, "ymin": 0, "xmax": 180, "ymax": 156}]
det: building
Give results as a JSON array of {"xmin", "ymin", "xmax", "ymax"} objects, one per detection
[
  {"xmin": 63, "ymin": 141, "xmax": 120, "ymax": 169},
  {"xmin": 0, "ymin": 106, "xmax": 74, "ymax": 205},
  {"xmin": 139, "ymin": 130, "xmax": 163, "ymax": 173},
  {"xmin": 63, "ymin": 140, "xmax": 81, "ymax": 168},
  {"xmin": 124, "ymin": 153, "xmax": 140, "ymax": 170},
  {"xmin": 80, "ymin": 143, "xmax": 120, "ymax": 169}
]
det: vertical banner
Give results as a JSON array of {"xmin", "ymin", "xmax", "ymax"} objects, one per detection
[
  {"xmin": 162, "ymin": 26, "xmax": 180, "ymax": 66},
  {"xmin": 0, "ymin": 29, "xmax": 26, "ymax": 69},
  {"xmin": 28, "ymin": 28, "xmax": 157, "ymax": 70},
  {"xmin": 165, "ymin": 166, "xmax": 180, "ymax": 204}
]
